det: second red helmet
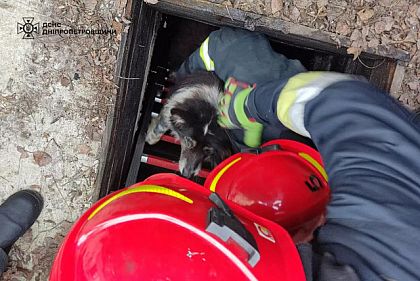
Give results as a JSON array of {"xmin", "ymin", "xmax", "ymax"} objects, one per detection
[{"xmin": 204, "ymin": 139, "xmax": 330, "ymax": 242}]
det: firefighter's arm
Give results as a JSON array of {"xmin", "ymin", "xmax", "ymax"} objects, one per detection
[
  {"xmin": 176, "ymin": 37, "xmax": 213, "ymax": 77},
  {"xmin": 276, "ymin": 72, "xmax": 420, "ymax": 280},
  {"xmin": 176, "ymin": 27, "xmax": 255, "ymax": 80},
  {"xmin": 176, "ymin": 28, "xmax": 226, "ymax": 78},
  {"xmin": 177, "ymin": 27, "xmax": 307, "ymax": 85}
]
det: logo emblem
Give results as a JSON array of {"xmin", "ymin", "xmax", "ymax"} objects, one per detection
[
  {"xmin": 17, "ymin": 17, "xmax": 39, "ymax": 39},
  {"xmin": 254, "ymin": 223, "xmax": 276, "ymax": 243},
  {"xmin": 305, "ymin": 174, "xmax": 324, "ymax": 192}
]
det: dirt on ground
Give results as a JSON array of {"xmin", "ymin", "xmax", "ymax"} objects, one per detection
[
  {"xmin": 0, "ymin": 0, "xmax": 418, "ymax": 280},
  {"xmin": 0, "ymin": 0, "xmax": 125, "ymax": 279},
  {"xmin": 210, "ymin": 0, "xmax": 420, "ymax": 108}
]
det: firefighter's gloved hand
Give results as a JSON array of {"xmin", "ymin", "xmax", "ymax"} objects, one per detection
[{"xmin": 217, "ymin": 78, "xmax": 263, "ymax": 148}]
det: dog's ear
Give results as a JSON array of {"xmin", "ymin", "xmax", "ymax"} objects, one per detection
[
  {"xmin": 170, "ymin": 108, "xmax": 187, "ymax": 129},
  {"xmin": 203, "ymin": 146, "xmax": 215, "ymax": 156}
]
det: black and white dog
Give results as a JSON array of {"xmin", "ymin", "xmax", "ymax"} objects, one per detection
[{"xmin": 146, "ymin": 71, "xmax": 233, "ymax": 178}]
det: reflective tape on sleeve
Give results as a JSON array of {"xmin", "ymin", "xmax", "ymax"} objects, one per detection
[
  {"xmin": 277, "ymin": 72, "xmax": 355, "ymax": 137},
  {"xmin": 199, "ymin": 37, "xmax": 215, "ymax": 71}
]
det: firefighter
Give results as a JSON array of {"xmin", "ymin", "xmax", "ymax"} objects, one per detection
[
  {"xmin": 0, "ymin": 190, "xmax": 43, "ymax": 276},
  {"xmin": 178, "ymin": 27, "xmax": 420, "ymax": 280},
  {"xmin": 50, "ymin": 173, "xmax": 314, "ymax": 280},
  {"xmin": 50, "ymin": 28, "xmax": 420, "ymax": 281}
]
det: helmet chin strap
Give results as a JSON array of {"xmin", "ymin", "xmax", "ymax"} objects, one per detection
[
  {"xmin": 240, "ymin": 144, "xmax": 282, "ymax": 155},
  {"xmin": 222, "ymin": 127, "xmax": 242, "ymax": 153},
  {"xmin": 207, "ymin": 192, "xmax": 260, "ymax": 267}
]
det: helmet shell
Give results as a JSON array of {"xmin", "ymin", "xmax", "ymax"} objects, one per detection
[
  {"xmin": 50, "ymin": 173, "xmax": 306, "ymax": 281},
  {"xmin": 204, "ymin": 139, "xmax": 330, "ymax": 240}
]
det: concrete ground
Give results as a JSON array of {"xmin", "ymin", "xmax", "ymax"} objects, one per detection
[{"xmin": 0, "ymin": 0, "xmax": 124, "ymax": 279}]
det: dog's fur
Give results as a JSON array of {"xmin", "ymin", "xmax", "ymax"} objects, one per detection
[{"xmin": 146, "ymin": 71, "xmax": 233, "ymax": 178}]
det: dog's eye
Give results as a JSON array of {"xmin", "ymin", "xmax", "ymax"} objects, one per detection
[
  {"xmin": 203, "ymin": 146, "xmax": 214, "ymax": 156},
  {"xmin": 183, "ymin": 136, "xmax": 196, "ymax": 149}
]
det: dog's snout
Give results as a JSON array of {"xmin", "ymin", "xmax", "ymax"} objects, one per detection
[
  {"xmin": 179, "ymin": 160, "xmax": 201, "ymax": 178},
  {"xmin": 178, "ymin": 158, "xmax": 192, "ymax": 178},
  {"xmin": 180, "ymin": 165, "xmax": 195, "ymax": 178},
  {"xmin": 179, "ymin": 146, "xmax": 204, "ymax": 178}
]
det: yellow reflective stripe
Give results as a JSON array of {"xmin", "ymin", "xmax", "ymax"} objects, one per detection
[
  {"xmin": 298, "ymin": 152, "xmax": 328, "ymax": 182},
  {"xmin": 228, "ymin": 81, "xmax": 236, "ymax": 93},
  {"xmin": 224, "ymin": 77, "xmax": 232, "ymax": 89},
  {"xmin": 233, "ymin": 87, "xmax": 263, "ymax": 147},
  {"xmin": 199, "ymin": 37, "xmax": 215, "ymax": 71},
  {"xmin": 210, "ymin": 157, "xmax": 242, "ymax": 192},
  {"xmin": 277, "ymin": 72, "xmax": 323, "ymax": 131},
  {"xmin": 88, "ymin": 185, "xmax": 193, "ymax": 220},
  {"xmin": 209, "ymin": 58, "xmax": 215, "ymax": 70}
]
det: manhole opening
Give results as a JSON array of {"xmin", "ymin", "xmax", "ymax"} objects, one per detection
[{"xmin": 97, "ymin": 1, "xmax": 400, "ymax": 197}]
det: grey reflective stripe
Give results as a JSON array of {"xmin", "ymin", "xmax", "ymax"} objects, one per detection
[
  {"xmin": 206, "ymin": 221, "xmax": 261, "ymax": 268},
  {"xmin": 277, "ymin": 72, "xmax": 356, "ymax": 137}
]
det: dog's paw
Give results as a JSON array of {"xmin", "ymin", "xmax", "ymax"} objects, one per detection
[
  {"xmin": 146, "ymin": 117, "xmax": 162, "ymax": 145},
  {"xmin": 146, "ymin": 132, "xmax": 161, "ymax": 145},
  {"xmin": 178, "ymin": 155, "xmax": 202, "ymax": 178}
]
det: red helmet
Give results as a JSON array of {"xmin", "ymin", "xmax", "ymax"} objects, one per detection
[
  {"xmin": 50, "ymin": 173, "xmax": 306, "ymax": 281},
  {"xmin": 204, "ymin": 139, "xmax": 330, "ymax": 242}
]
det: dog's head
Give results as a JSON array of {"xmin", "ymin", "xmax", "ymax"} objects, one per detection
[
  {"xmin": 162, "ymin": 71, "xmax": 234, "ymax": 178},
  {"xmin": 169, "ymin": 98, "xmax": 232, "ymax": 178}
]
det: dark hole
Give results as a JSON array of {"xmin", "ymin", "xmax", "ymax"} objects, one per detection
[
  {"xmin": 99, "ymin": 5, "xmax": 397, "ymax": 197},
  {"xmin": 133, "ymin": 15, "xmax": 384, "ymax": 185}
]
